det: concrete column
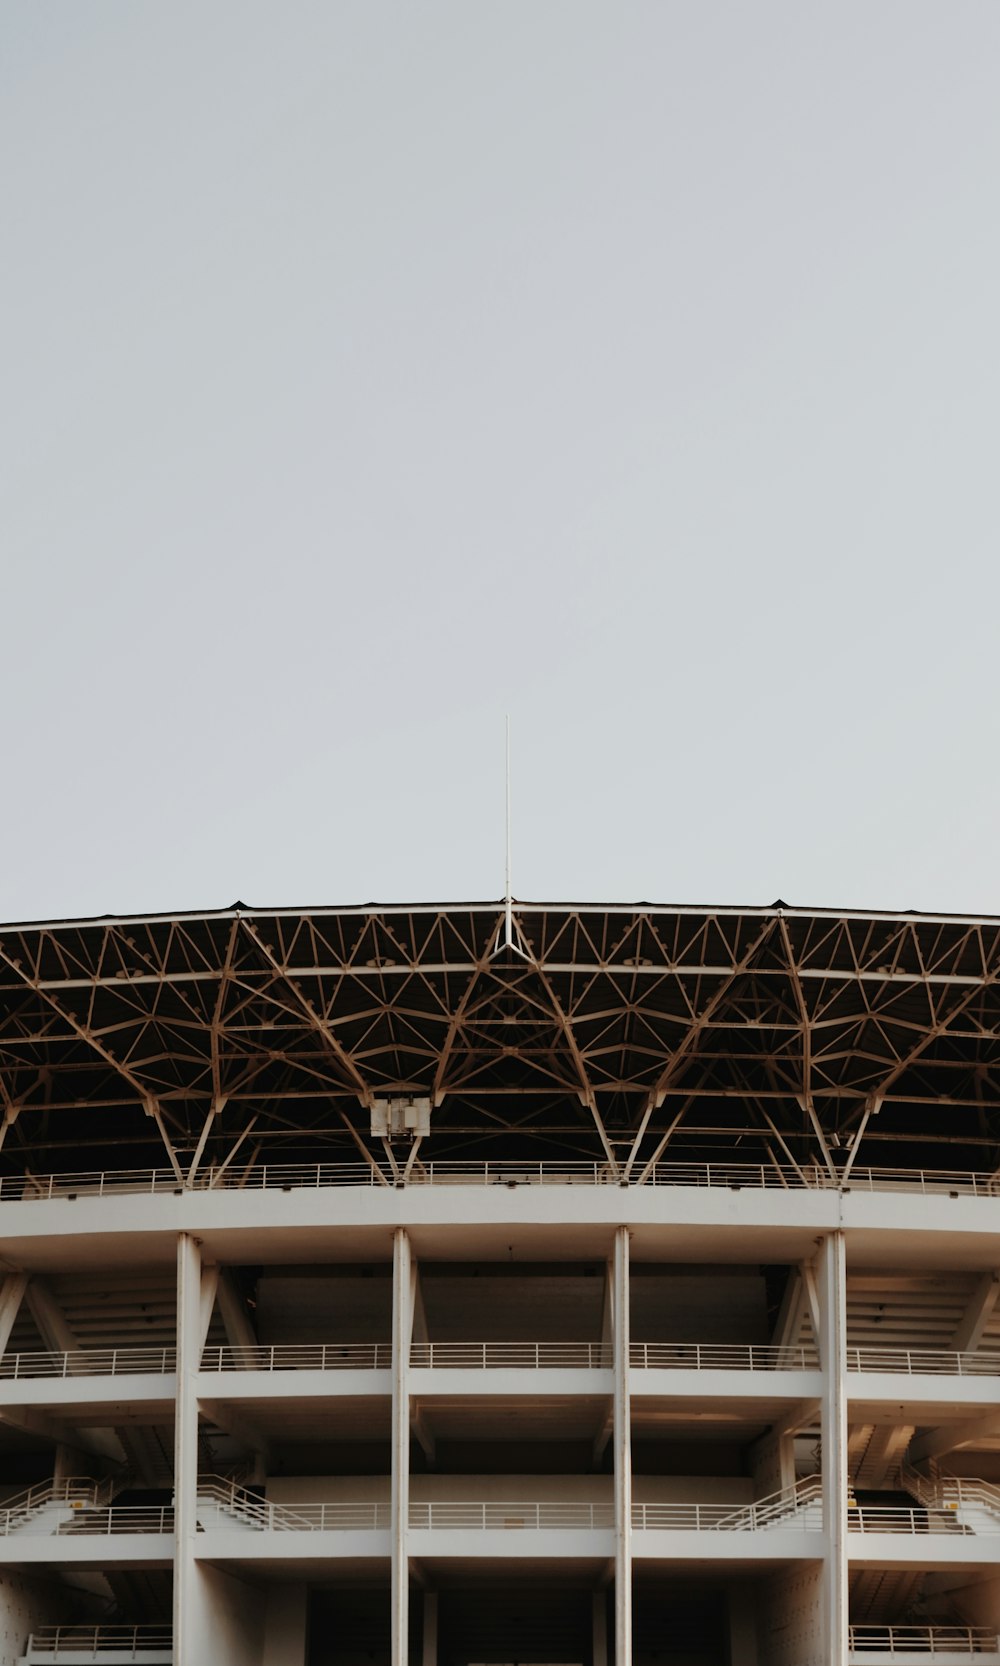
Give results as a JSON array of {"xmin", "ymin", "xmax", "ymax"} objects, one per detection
[
  {"xmin": 52, "ymin": 1444, "xmax": 75, "ymax": 1485},
  {"xmin": 750, "ymin": 1427, "xmax": 795, "ymax": 1497},
  {"xmin": 422, "ymin": 1590, "xmax": 438, "ymax": 1666},
  {"xmin": 392, "ymin": 1229, "xmax": 413, "ymax": 1666},
  {"xmin": 613, "ymin": 1226, "xmax": 631, "ymax": 1666},
  {"xmin": 174, "ymin": 1233, "xmax": 202, "ymax": 1666},
  {"xmin": 0, "ymin": 1272, "xmax": 27, "ymax": 1358},
  {"xmin": 592, "ymin": 1589, "xmax": 608, "ymax": 1666},
  {"xmin": 817, "ymin": 1231, "xmax": 847, "ymax": 1666}
]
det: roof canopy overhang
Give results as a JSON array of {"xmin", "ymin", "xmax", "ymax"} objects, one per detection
[{"xmin": 1, "ymin": 900, "xmax": 999, "ymax": 1181}]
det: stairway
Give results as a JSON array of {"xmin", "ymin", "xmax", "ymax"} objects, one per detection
[
  {"xmin": 106, "ymin": 1568, "xmax": 173, "ymax": 1625},
  {"xmin": 118, "ymin": 1426, "xmax": 174, "ymax": 1490},
  {"xmin": 852, "ymin": 1425, "xmax": 915, "ymax": 1489},
  {"xmin": 902, "ymin": 1460, "xmax": 1000, "ymax": 1535},
  {"xmin": 0, "ymin": 1479, "xmax": 113, "ymax": 1536},
  {"xmin": 850, "ymin": 1569, "xmax": 925, "ymax": 1623}
]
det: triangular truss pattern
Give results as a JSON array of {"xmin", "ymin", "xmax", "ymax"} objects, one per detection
[{"xmin": 1, "ymin": 902, "xmax": 1000, "ymax": 1178}]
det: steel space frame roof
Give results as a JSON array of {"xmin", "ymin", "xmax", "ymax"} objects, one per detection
[{"xmin": 1, "ymin": 899, "xmax": 1000, "ymax": 1180}]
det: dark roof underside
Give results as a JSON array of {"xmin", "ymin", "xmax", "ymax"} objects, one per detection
[{"xmin": 1, "ymin": 901, "xmax": 1000, "ymax": 1179}]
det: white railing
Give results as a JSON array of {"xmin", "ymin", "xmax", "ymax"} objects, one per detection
[
  {"xmin": 408, "ymin": 1501, "xmax": 615, "ymax": 1530},
  {"xmin": 24, "ymin": 1625, "xmax": 172, "ymax": 1657},
  {"xmin": 4, "ymin": 1158, "xmax": 1000, "ymax": 1201},
  {"xmin": 409, "ymin": 1342, "xmax": 610, "ymax": 1370},
  {"xmin": 197, "ymin": 1477, "xmax": 822, "ymax": 1535},
  {"xmin": 0, "ymin": 1338, "xmax": 830, "ymax": 1378},
  {"xmin": 0, "ymin": 1347, "xmax": 175, "ymax": 1381},
  {"xmin": 53, "ymin": 1505, "xmax": 173, "ymax": 1536},
  {"xmin": 849, "ymin": 1347, "xmax": 1000, "ymax": 1378},
  {"xmin": 200, "ymin": 1343, "xmax": 390, "ymax": 1372},
  {"xmin": 848, "ymin": 1504, "xmax": 975, "ymax": 1535},
  {"xmin": 630, "ymin": 1341, "xmax": 817, "ymax": 1371},
  {"xmin": 197, "ymin": 1478, "xmax": 388, "ymax": 1531},
  {"xmin": 901, "ymin": 1463, "xmax": 1000, "ymax": 1525},
  {"xmin": 633, "ymin": 1478, "xmax": 822, "ymax": 1532},
  {"xmin": 849, "ymin": 1627, "xmax": 1000, "ymax": 1655},
  {"xmin": 0, "ymin": 1478, "xmax": 112, "ymax": 1533}
]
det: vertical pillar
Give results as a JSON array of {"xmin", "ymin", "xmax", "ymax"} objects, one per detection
[
  {"xmin": 52, "ymin": 1444, "xmax": 74, "ymax": 1486},
  {"xmin": 817, "ymin": 1232, "xmax": 847, "ymax": 1666},
  {"xmin": 592, "ymin": 1590, "xmax": 608, "ymax": 1666},
  {"xmin": 0, "ymin": 1272, "xmax": 28, "ymax": 1359},
  {"xmin": 392, "ymin": 1229, "xmax": 413, "ymax": 1666},
  {"xmin": 422, "ymin": 1590, "xmax": 438, "ymax": 1666},
  {"xmin": 174, "ymin": 1233, "xmax": 202, "ymax": 1666},
  {"xmin": 613, "ymin": 1226, "xmax": 631, "ymax": 1666}
]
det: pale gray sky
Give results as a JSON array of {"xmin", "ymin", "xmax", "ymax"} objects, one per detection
[{"xmin": 2, "ymin": 3, "xmax": 999, "ymax": 922}]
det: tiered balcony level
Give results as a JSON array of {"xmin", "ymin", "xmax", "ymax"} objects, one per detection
[{"xmin": 6, "ymin": 1163, "xmax": 1000, "ymax": 1659}]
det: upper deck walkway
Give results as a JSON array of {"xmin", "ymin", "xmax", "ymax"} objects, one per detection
[{"xmin": 2, "ymin": 1157, "xmax": 998, "ymax": 1204}]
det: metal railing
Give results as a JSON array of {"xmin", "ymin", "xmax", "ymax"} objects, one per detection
[
  {"xmin": 408, "ymin": 1501, "xmax": 615, "ymax": 1530},
  {"xmin": 848, "ymin": 1627, "xmax": 1000, "ymax": 1656},
  {"xmin": 849, "ymin": 1347, "xmax": 1000, "ymax": 1378},
  {"xmin": 193, "ymin": 1477, "xmax": 822, "ymax": 1536},
  {"xmin": 630, "ymin": 1341, "xmax": 817, "ymax": 1371},
  {"xmin": 200, "ymin": 1343, "xmax": 390, "ymax": 1372},
  {"xmin": 0, "ymin": 1478, "xmax": 112, "ymax": 1534},
  {"xmin": 24, "ymin": 1625, "xmax": 172, "ymax": 1657},
  {"xmin": 0, "ymin": 1337, "xmax": 836, "ymax": 1378},
  {"xmin": 0, "ymin": 1347, "xmax": 175, "ymax": 1381},
  {"xmin": 4, "ymin": 1157, "xmax": 1000, "ymax": 1201},
  {"xmin": 633, "ymin": 1478, "xmax": 822, "ymax": 1533},
  {"xmin": 901, "ymin": 1464, "xmax": 1000, "ymax": 1524},
  {"xmin": 848, "ymin": 1504, "xmax": 976, "ymax": 1535},
  {"xmin": 53, "ymin": 1505, "xmax": 173, "ymax": 1536},
  {"xmin": 409, "ymin": 1342, "xmax": 610, "ymax": 1369},
  {"xmin": 197, "ymin": 1479, "xmax": 388, "ymax": 1531}
]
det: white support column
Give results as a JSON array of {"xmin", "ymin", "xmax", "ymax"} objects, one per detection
[
  {"xmin": 422, "ymin": 1590, "xmax": 438, "ymax": 1666},
  {"xmin": 412, "ymin": 1264, "xmax": 429, "ymax": 1347},
  {"xmin": 216, "ymin": 1267, "xmax": 258, "ymax": 1359},
  {"xmin": 0, "ymin": 1272, "xmax": 28, "ymax": 1358},
  {"xmin": 613, "ymin": 1225, "xmax": 631, "ymax": 1666},
  {"xmin": 392, "ymin": 1229, "xmax": 413, "ymax": 1666},
  {"xmin": 174, "ymin": 1233, "xmax": 202, "ymax": 1666},
  {"xmin": 26, "ymin": 1280, "xmax": 78, "ymax": 1354},
  {"xmin": 817, "ymin": 1231, "xmax": 847, "ymax": 1666}
]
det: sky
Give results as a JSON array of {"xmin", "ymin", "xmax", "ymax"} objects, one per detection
[{"xmin": 2, "ymin": 3, "xmax": 1000, "ymax": 923}]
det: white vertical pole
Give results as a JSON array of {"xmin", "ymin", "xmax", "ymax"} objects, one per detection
[
  {"xmin": 174, "ymin": 1233, "xmax": 201, "ymax": 1666},
  {"xmin": 504, "ymin": 715, "xmax": 513, "ymax": 947},
  {"xmin": 818, "ymin": 1232, "xmax": 847, "ymax": 1666},
  {"xmin": 613, "ymin": 1226, "xmax": 631, "ymax": 1666},
  {"xmin": 392, "ymin": 1229, "xmax": 413, "ymax": 1666}
]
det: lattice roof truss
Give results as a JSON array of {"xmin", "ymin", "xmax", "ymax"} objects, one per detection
[{"xmin": 2, "ymin": 901, "xmax": 1000, "ymax": 1179}]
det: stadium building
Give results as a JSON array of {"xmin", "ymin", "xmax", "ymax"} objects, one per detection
[{"xmin": 1, "ymin": 900, "xmax": 1000, "ymax": 1665}]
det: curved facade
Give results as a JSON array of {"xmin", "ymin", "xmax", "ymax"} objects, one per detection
[{"xmin": 1, "ymin": 902, "xmax": 1000, "ymax": 1665}]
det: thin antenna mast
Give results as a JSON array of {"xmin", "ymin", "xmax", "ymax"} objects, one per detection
[{"xmin": 504, "ymin": 715, "xmax": 513, "ymax": 947}]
